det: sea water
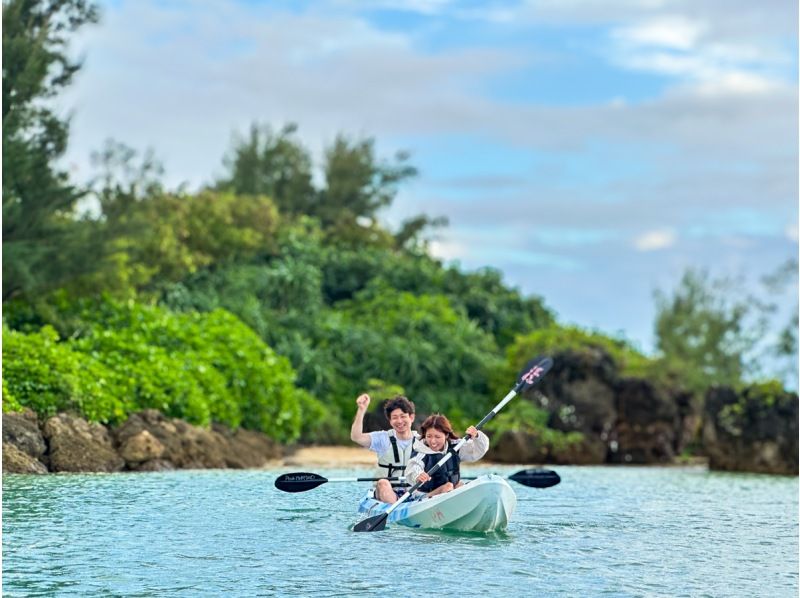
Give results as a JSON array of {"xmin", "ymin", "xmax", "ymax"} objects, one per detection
[{"xmin": 3, "ymin": 466, "xmax": 797, "ymax": 597}]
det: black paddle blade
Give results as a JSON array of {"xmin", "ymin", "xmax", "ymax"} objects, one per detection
[
  {"xmin": 509, "ymin": 468, "xmax": 561, "ymax": 489},
  {"xmin": 353, "ymin": 513, "xmax": 388, "ymax": 532},
  {"xmin": 274, "ymin": 472, "xmax": 328, "ymax": 493},
  {"xmin": 516, "ymin": 356, "xmax": 554, "ymax": 391}
]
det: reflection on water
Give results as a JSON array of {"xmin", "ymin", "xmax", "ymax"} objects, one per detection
[{"xmin": 3, "ymin": 467, "xmax": 798, "ymax": 597}]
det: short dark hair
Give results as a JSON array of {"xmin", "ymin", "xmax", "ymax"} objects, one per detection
[{"xmin": 383, "ymin": 395, "xmax": 415, "ymax": 419}]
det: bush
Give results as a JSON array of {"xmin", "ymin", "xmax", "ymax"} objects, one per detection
[
  {"xmin": 2, "ymin": 325, "xmax": 128, "ymax": 422},
  {"xmin": 3, "ymin": 300, "xmax": 321, "ymax": 443}
]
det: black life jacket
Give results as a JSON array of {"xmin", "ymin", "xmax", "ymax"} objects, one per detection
[{"xmin": 414, "ymin": 442, "xmax": 461, "ymax": 493}]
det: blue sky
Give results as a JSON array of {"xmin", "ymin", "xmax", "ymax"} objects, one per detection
[{"xmin": 58, "ymin": 0, "xmax": 798, "ymax": 376}]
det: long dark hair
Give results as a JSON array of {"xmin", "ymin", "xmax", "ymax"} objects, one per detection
[{"xmin": 419, "ymin": 414, "xmax": 459, "ymax": 442}]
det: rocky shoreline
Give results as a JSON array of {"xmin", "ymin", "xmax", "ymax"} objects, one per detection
[
  {"xmin": 3, "ymin": 351, "xmax": 797, "ymax": 477},
  {"xmin": 2, "ymin": 409, "xmax": 284, "ymax": 475}
]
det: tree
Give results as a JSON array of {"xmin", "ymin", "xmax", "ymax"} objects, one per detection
[
  {"xmin": 654, "ymin": 269, "xmax": 766, "ymax": 390},
  {"xmin": 318, "ymin": 134, "xmax": 417, "ymax": 230},
  {"xmin": 2, "ymin": 0, "xmax": 99, "ymax": 300},
  {"xmin": 215, "ymin": 123, "xmax": 316, "ymax": 216},
  {"xmin": 762, "ymin": 259, "xmax": 798, "ymax": 386}
]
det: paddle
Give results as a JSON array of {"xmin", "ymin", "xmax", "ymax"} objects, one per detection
[
  {"xmin": 274, "ymin": 468, "xmax": 560, "ymax": 493},
  {"xmin": 353, "ymin": 355, "xmax": 554, "ymax": 532}
]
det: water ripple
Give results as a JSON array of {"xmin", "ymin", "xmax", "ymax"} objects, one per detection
[{"xmin": 3, "ymin": 466, "xmax": 797, "ymax": 596}]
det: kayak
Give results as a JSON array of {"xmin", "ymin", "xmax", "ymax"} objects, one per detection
[{"xmin": 356, "ymin": 474, "xmax": 516, "ymax": 532}]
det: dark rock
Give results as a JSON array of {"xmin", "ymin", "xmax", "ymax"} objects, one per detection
[
  {"xmin": 129, "ymin": 459, "xmax": 176, "ymax": 472},
  {"xmin": 549, "ymin": 437, "xmax": 607, "ymax": 465},
  {"xmin": 533, "ymin": 349, "xmax": 619, "ymax": 437},
  {"xmin": 3, "ymin": 409, "xmax": 46, "ymax": 460},
  {"xmin": 488, "ymin": 430, "xmax": 606, "ymax": 465},
  {"xmin": 703, "ymin": 385, "xmax": 798, "ymax": 475},
  {"xmin": 3, "ymin": 442, "xmax": 48, "ymax": 474},
  {"xmin": 488, "ymin": 430, "xmax": 549, "ymax": 464},
  {"xmin": 611, "ymin": 378, "xmax": 678, "ymax": 464},
  {"xmin": 43, "ymin": 414, "xmax": 125, "ymax": 473},
  {"xmin": 211, "ymin": 424, "xmax": 282, "ymax": 468}
]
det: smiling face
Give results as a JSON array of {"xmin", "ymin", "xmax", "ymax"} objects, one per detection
[
  {"xmin": 387, "ymin": 408, "xmax": 414, "ymax": 438},
  {"xmin": 424, "ymin": 428, "xmax": 447, "ymax": 452}
]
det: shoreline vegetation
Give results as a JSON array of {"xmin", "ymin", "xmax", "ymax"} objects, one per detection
[
  {"xmin": 2, "ymin": 397, "xmax": 793, "ymax": 476},
  {"xmin": 3, "ymin": 0, "xmax": 797, "ymax": 480}
]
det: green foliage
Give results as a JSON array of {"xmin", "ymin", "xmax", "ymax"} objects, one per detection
[
  {"xmin": 3, "ymin": 301, "xmax": 319, "ymax": 442},
  {"xmin": 215, "ymin": 123, "xmax": 317, "ymax": 217},
  {"xmin": 216, "ymin": 123, "xmax": 418, "ymax": 244},
  {"xmin": 2, "ymin": 374, "xmax": 23, "ymax": 413},
  {"xmin": 2, "ymin": 324, "xmax": 128, "ymax": 422},
  {"xmin": 3, "ymin": 0, "xmax": 100, "ymax": 301},
  {"xmin": 93, "ymin": 188, "xmax": 281, "ymax": 296},
  {"xmin": 327, "ymin": 290, "xmax": 502, "ymax": 419},
  {"xmin": 317, "ymin": 242, "xmax": 554, "ymax": 345},
  {"xmin": 318, "ymin": 134, "xmax": 417, "ymax": 230},
  {"xmin": 440, "ymin": 267, "xmax": 555, "ymax": 347},
  {"xmin": 654, "ymin": 269, "xmax": 765, "ymax": 391}
]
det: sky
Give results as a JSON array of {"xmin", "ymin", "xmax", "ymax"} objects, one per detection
[{"xmin": 57, "ymin": 0, "xmax": 798, "ymax": 365}]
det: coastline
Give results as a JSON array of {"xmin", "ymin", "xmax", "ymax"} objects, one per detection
[{"xmin": 270, "ymin": 445, "xmax": 710, "ymax": 469}]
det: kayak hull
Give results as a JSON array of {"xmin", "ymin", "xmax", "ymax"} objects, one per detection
[{"xmin": 357, "ymin": 474, "xmax": 516, "ymax": 532}]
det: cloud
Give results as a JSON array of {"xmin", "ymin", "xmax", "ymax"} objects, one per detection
[
  {"xmin": 613, "ymin": 16, "xmax": 706, "ymax": 51},
  {"xmin": 633, "ymin": 228, "xmax": 676, "ymax": 251}
]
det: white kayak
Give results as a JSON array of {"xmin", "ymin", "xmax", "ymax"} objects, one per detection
[{"xmin": 357, "ymin": 474, "xmax": 516, "ymax": 532}]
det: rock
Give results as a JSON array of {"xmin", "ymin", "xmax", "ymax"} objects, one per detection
[
  {"xmin": 42, "ymin": 414, "xmax": 124, "ymax": 473},
  {"xmin": 611, "ymin": 378, "xmax": 678, "ymax": 464},
  {"xmin": 489, "ymin": 430, "xmax": 549, "ymax": 464},
  {"xmin": 3, "ymin": 409, "xmax": 46, "ymax": 460},
  {"xmin": 118, "ymin": 430, "xmax": 165, "ymax": 463},
  {"xmin": 549, "ymin": 437, "xmax": 607, "ymax": 465},
  {"xmin": 113, "ymin": 410, "xmax": 279, "ymax": 470},
  {"xmin": 211, "ymin": 424, "xmax": 282, "ymax": 468},
  {"xmin": 488, "ymin": 429, "xmax": 606, "ymax": 465},
  {"xmin": 129, "ymin": 459, "xmax": 176, "ymax": 472},
  {"xmin": 533, "ymin": 349, "xmax": 619, "ymax": 437},
  {"xmin": 703, "ymin": 385, "xmax": 798, "ymax": 475},
  {"xmin": 3, "ymin": 442, "xmax": 48, "ymax": 474}
]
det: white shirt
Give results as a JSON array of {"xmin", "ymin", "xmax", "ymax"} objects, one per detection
[{"xmin": 368, "ymin": 430, "xmax": 414, "ymax": 455}]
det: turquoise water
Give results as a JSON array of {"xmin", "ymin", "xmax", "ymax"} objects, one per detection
[{"xmin": 3, "ymin": 466, "xmax": 797, "ymax": 597}]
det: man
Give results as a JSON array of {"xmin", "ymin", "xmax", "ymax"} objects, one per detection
[{"xmin": 350, "ymin": 393, "xmax": 418, "ymax": 503}]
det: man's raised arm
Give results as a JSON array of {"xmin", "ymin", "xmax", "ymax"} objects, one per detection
[{"xmin": 350, "ymin": 393, "xmax": 372, "ymax": 448}]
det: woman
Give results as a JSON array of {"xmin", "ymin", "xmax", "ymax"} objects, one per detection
[{"xmin": 405, "ymin": 414, "xmax": 489, "ymax": 497}]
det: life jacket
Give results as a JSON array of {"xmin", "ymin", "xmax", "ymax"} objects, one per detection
[
  {"xmin": 376, "ymin": 430, "xmax": 418, "ymax": 488},
  {"xmin": 413, "ymin": 442, "xmax": 461, "ymax": 493}
]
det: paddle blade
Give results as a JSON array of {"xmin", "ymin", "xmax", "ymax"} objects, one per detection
[
  {"xmin": 509, "ymin": 468, "xmax": 561, "ymax": 489},
  {"xmin": 353, "ymin": 513, "xmax": 388, "ymax": 532},
  {"xmin": 274, "ymin": 472, "xmax": 328, "ymax": 493},
  {"xmin": 516, "ymin": 356, "xmax": 554, "ymax": 392}
]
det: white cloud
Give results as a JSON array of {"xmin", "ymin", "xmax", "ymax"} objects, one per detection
[
  {"xmin": 613, "ymin": 16, "xmax": 705, "ymax": 50},
  {"xmin": 633, "ymin": 229, "xmax": 676, "ymax": 251}
]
